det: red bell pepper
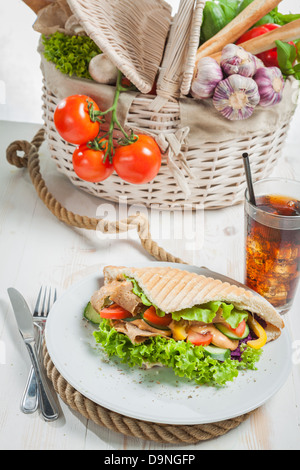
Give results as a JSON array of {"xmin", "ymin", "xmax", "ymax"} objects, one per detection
[{"xmin": 236, "ymin": 24, "xmax": 297, "ymax": 68}]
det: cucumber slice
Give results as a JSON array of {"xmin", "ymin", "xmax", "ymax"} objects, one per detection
[
  {"xmin": 83, "ymin": 302, "xmax": 101, "ymax": 325},
  {"xmin": 123, "ymin": 315, "xmax": 142, "ymax": 322},
  {"xmin": 142, "ymin": 316, "xmax": 171, "ymax": 331},
  {"xmin": 215, "ymin": 322, "xmax": 249, "ymax": 340},
  {"xmin": 203, "ymin": 345, "xmax": 230, "ymax": 361}
]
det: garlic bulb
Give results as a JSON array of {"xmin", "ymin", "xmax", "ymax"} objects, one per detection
[
  {"xmin": 254, "ymin": 67, "xmax": 285, "ymax": 107},
  {"xmin": 221, "ymin": 44, "xmax": 257, "ymax": 78},
  {"xmin": 191, "ymin": 57, "xmax": 223, "ymax": 99},
  {"xmin": 213, "ymin": 74, "xmax": 260, "ymax": 121}
]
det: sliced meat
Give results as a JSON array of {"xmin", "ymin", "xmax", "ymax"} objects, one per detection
[
  {"xmin": 110, "ymin": 281, "xmax": 142, "ymax": 315},
  {"xmin": 111, "ymin": 320, "xmax": 170, "ymax": 344},
  {"xmin": 91, "ymin": 280, "xmax": 122, "ymax": 313},
  {"xmin": 130, "ymin": 319, "xmax": 171, "ymax": 337}
]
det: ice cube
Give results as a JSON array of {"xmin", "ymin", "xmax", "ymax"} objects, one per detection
[
  {"xmin": 273, "ymin": 263, "xmax": 297, "ymax": 276},
  {"xmin": 275, "ymin": 246, "xmax": 298, "ymax": 263}
]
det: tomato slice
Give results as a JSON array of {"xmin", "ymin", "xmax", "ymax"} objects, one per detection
[
  {"xmin": 100, "ymin": 303, "xmax": 131, "ymax": 320},
  {"xmin": 187, "ymin": 331, "xmax": 213, "ymax": 347},
  {"xmin": 143, "ymin": 306, "xmax": 172, "ymax": 327},
  {"xmin": 226, "ymin": 320, "xmax": 246, "ymax": 338}
]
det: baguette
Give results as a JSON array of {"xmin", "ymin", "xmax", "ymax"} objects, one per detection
[
  {"xmin": 195, "ymin": 0, "xmax": 283, "ymax": 66},
  {"xmin": 211, "ymin": 19, "xmax": 300, "ymax": 63}
]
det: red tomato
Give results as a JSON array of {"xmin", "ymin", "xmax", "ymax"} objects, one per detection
[
  {"xmin": 143, "ymin": 306, "xmax": 172, "ymax": 327},
  {"xmin": 100, "ymin": 304, "xmax": 131, "ymax": 320},
  {"xmin": 113, "ymin": 135, "xmax": 162, "ymax": 184},
  {"xmin": 54, "ymin": 95, "xmax": 101, "ymax": 145},
  {"xmin": 187, "ymin": 331, "xmax": 213, "ymax": 347},
  {"xmin": 236, "ymin": 24, "xmax": 297, "ymax": 68},
  {"xmin": 121, "ymin": 77, "xmax": 132, "ymax": 88},
  {"xmin": 72, "ymin": 145, "xmax": 114, "ymax": 182},
  {"xmin": 225, "ymin": 320, "xmax": 247, "ymax": 338}
]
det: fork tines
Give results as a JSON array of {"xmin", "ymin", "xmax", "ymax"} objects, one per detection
[{"xmin": 33, "ymin": 286, "xmax": 57, "ymax": 319}]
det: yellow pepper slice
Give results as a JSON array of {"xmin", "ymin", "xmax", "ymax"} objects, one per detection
[
  {"xmin": 172, "ymin": 320, "xmax": 188, "ymax": 341},
  {"xmin": 247, "ymin": 315, "xmax": 267, "ymax": 349}
]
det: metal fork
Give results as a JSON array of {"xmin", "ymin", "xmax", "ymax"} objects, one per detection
[{"xmin": 20, "ymin": 286, "xmax": 57, "ymax": 417}]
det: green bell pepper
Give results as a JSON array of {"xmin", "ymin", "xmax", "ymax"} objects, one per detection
[{"xmin": 200, "ymin": 0, "xmax": 240, "ymax": 45}]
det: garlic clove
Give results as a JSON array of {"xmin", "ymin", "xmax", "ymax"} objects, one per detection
[
  {"xmin": 221, "ymin": 44, "xmax": 257, "ymax": 78},
  {"xmin": 253, "ymin": 56, "xmax": 265, "ymax": 71},
  {"xmin": 213, "ymin": 74, "xmax": 260, "ymax": 121},
  {"xmin": 89, "ymin": 54, "xmax": 119, "ymax": 85},
  {"xmin": 191, "ymin": 57, "xmax": 223, "ymax": 99},
  {"xmin": 254, "ymin": 67, "xmax": 285, "ymax": 107}
]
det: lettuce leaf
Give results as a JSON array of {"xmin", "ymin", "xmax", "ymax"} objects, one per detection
[
  {"xmin": 172, "ymin": 301, "xmax": 220, "ymax": 324},
  {"xmin": 42, "ymin": 32, "xmax": 101, "ymax": 79},
  {"xmin": 94, "ymin": 320, "xmax": 261, "ymax": 386},
  {"xmin": 173, "ymin": 301, "xmax": 248, "ymax": 328},
  {"xmin": 129, "ymin": 277, "xmax": 152, "ymax": 307}
]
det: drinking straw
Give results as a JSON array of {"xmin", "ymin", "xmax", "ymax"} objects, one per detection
[{"xmin": 242, "ymin": 153, "xmax": 256, "ymax": 206}]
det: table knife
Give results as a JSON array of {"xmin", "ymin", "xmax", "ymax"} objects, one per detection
[{"xmin": 7, "ymin": 288, "xmax": 59, "ymax": 422}]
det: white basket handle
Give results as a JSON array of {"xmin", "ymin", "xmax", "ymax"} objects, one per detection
[
  {"xmin": 181, "ymin": 0, "xmax": 206, "ymax": 95},
  {"xmin": 150, "ymin": 0, "xmax": 206, "ymax": 112}
]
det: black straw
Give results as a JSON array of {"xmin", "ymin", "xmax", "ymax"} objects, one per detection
[{"xmin": 242, "ymin": 153, "xmax": 256, "ymax": 206}]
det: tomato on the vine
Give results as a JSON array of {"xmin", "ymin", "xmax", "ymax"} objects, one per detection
[
  {"xmin": 54, "ymin": 95, "xmax": 102, "ymax": 145},
  {"xmin": 72, "ymin": 144, "xmax": 114, "ymax": 182},
  {"xmin": 236, "ymin": 24, "xmax": 297, "ymax": 68},
  {"xmin": 113, "ymin": 135, "xmax": 161, "ymax": 184}
]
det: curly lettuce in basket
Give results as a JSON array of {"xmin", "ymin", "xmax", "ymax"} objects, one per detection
[
  {"xmin": 42, "ymin": 32, "xmax": 101, "ymax": 79},
  {"xmin": 93, "ymin": 319, "xmax": 262, "ymax": 386}
]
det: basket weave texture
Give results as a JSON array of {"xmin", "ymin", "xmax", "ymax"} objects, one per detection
[{"xmin": 41, "ymin": 0, "xmax": 298, "ymax": 210}]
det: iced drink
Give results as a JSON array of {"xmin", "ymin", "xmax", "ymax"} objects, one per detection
[{"xmin": 245, "ymin": 179, "xmax": 300, "ymax": 314}]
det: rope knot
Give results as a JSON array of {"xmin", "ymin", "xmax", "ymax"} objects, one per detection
[
  {"xmin": 6, "ymin": 140, "xmax": 33, "ymax": 169},
  {"xmin": 6, "ymin": 128, "xmax": 45, "ymax": 169}
]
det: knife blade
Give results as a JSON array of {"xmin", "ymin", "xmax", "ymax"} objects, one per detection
[{"xmin": 7, "ymin": 288, "xmax": 59, "ymax": 422}]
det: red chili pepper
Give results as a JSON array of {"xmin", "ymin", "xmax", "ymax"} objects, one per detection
[{"xmin": 236, "ymin": 24, "xmax": 297, "ymax": 68}]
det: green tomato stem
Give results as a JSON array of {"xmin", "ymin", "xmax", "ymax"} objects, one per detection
[{"xmin": 88, "ymin": 70, "xmax": 139, "ymax": 163}]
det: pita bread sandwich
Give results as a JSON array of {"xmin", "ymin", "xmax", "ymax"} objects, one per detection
[{"xmin": 84, "ymin": 266, "xmax": 284, "ymax": 386}]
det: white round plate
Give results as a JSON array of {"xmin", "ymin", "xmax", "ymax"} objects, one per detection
[{"xmin": 45, "ymin": 262, "xmax": 292, "ymax": 425}]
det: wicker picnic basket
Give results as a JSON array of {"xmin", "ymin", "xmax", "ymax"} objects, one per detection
[{"xmin": 40, "ymin": 0, "xmax": 298, "ymax": 210}]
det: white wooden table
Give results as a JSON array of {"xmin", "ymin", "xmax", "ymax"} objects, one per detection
[{"xmin": 0, "ymin": 116, "xmax": 300, "ymax": 450}]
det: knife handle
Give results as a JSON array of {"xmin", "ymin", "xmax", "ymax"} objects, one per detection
[
  {"xmin": 20, "ymin": 367, "xmax": 38, "ymax": 414},
  {"xmin": 25, "ymin": 340, "xmax": 59, "ymax": 422},
  {"xmin": 20, "ymin": 324, "xmax": 44, "ymax": 415}
]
